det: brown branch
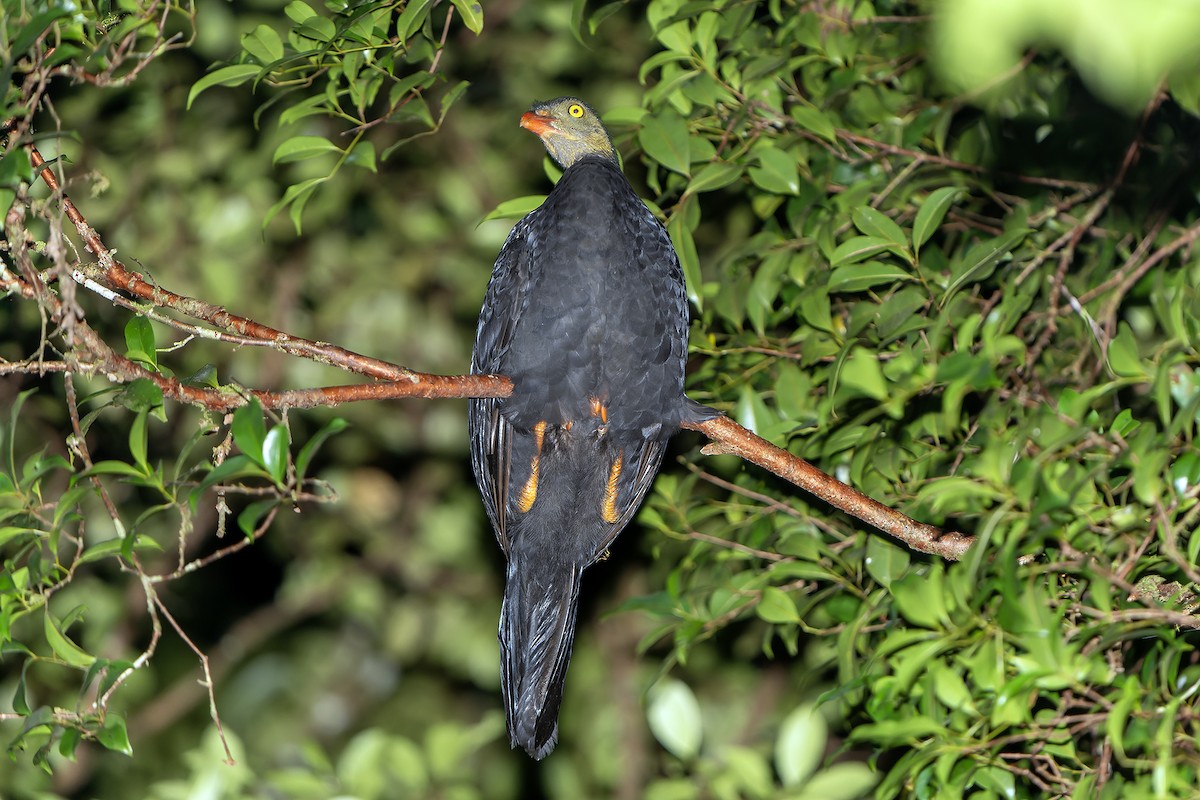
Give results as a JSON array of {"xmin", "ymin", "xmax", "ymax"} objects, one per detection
[
  {"xmin": 681, "ymin": 416, "xmax": 975, "ymax": 560},
  {"xmin": 30, "ymin": 147, "xmax": 416, "ymax": 381}
]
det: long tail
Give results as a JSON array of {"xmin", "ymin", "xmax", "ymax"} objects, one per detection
[{"xmin": 499, "ymin": 551, "xmax": 584, "ymax": 759}]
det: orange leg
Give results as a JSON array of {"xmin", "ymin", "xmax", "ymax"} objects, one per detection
[
  {"xmin": 517, "ymin": 421, "xmax": 547, "ymax": 513},
  {"xmin": 601, "ymin": 451, "xmax": 623, "ymax": 524},
  {"xmin": 589, "ymin": 397, "xmax": 608, "ymax": 425}
]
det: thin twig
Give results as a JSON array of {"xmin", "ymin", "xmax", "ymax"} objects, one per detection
[
  {"xmin": 151, "ymin": 593, "xmax": 235, "ymax": 764},
  {"xmin": 30, "ymin": 146, "xmax": 419, "ymax": 382}
]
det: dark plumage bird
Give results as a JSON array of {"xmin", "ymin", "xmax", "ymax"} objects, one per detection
[{"xmin": 469, "ymin": 97, "xmax": 715, "ymax": 760}]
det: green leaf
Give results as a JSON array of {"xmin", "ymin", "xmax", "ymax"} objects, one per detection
[
  {"xmin": 189, "ymin": 454, "xmax": 273, "ymax": 512},
  {"xmin": 912, "ymin": 187, "xmax": 959, "ymax": 251},
  {"xmin": 79, "ymin": 460, "xmax": 145, "ymax": 479},
  {"xmin": 296, "ymin": 16, "xmax": 336, "ymax": 42},
  {"xmin": 397, "ymin": 0, "xmax": 435, "ymax": 39},
  {"xmin": 295, "ymin": 417, "xmax": 349, "ymax": 479},
  {"xmin": 790, "ymin": 105, "xmax": 837, "ymax": 143},
  {"xmin": 848, "ymin": 716, "xmax": 947, "ymax": 744},
  {"xmin": 273, "ymin": 135, "xmax": 341, "ymax": 165},
  {"xmin": 890, "ymin": 566, "xmax": 948, "ymax": 629},
  {"xmin": 348, "ymin": 140, "xmax": 377, "ymax": 173},
  {"xmin": 748, "ymin": 147, "xmax": 800, "ymax": 195},
  {"xmin": 187, "ymin": 64, "xmax": 262, "ymax": 109},
  {"xmin": 450, "ymin": 0, "xmax": 484, "ymax": 34},
  {"xmin": 77, "ymin": 537, "xmax": 127, "ymax": 565},
  {"xmin": 263, "ymin": 425, "xmax": 290, "ymax": 485},
  {"xmin": 0, "ymin": 527, "xmax": 46, "ymax": 546},
  {"xmin": 588, "ymin": 1, "xmax": 626, "ymax": 34},
  {"xmin": 265, "ymin": 176, "xmax": 328, "ymax": 234},
  {"xmin": 775, "ymin": 703, "xmax": 827, "ymax": 787},
  {"xmin": 278, "ymin": 94, "xmax": 330, "ymax": 128},
  {"xmin": 639, "ymin": 51, "xmax": 692, "ymax": 85},
  {"xmin": 123, "ymin": 317, "xmax": 156, "ymax": 369},
  {"xmin": 238, "ymin": 500, "xmax": 278, "ymax": 537},
  {"xmin": 241, "ymin": 24, "xmax": 284, "ymax": 65},
  {"xmin": 128, "ymin": 410, "xmax": 149, "ymax": 471},
  {"xmin": 11, "ymin": 706, "xmax": 54, "ymax": 753},
  {"xmin": 639, "ymin": 110, "xmax": 691, "ymax": 176},
  {"xmin": 852, "ymin": 207, "xmax": 907, "ymax": 246},
  {"xmin": 13, "ymin": 665, "xmax": 31, "ymax": 715},
  {"xmin": 232, "ymin": 401, "xmax": 267, "ymax": 467},
  {"xmin": 647, "ymin": 679, "xmax": 702, "ymax": 760},
  {"xmin": 942, "ymin": 228, "xmax": 1029, "ymax": 306},
  {"xmin": 865, "ymin": 536, "xmax": 910, "ymax": 588},
  {"xmin": 667, "ymin": 206, "xmax": 702, "ymax": 310},
  {"xmin": 284, "ymin": 1, "xmax": 317, "ymax": 24},
  {"xmin": 838, "ymin": 348, "xmax": 888, "ymax": 401},
  {"xmin": 483, "ymin": 195, "xmax": 545, "ymax": 222},
  {"xmin": 685, "ymin": 162, "xmax": 742, "ymax": 194},
  {"xmin": 436, "ymin": 80, "xmax": 471, "ymax": 127},
  {"xmin": 735, "ymin": 383, "xmax": 776, "ymax": 435},
  {"xmin": 113, "ymin": 378, "xmax": 164, "ymax": 414},
  {"xmin": 972, "ymin": 765, "xmax": 1015, "ymax": 798},
  {"xmin": 827, "ymin": 261, "xmax": 914, "ymax": 293},
  {"xmin": 1107, "ymin": 676, "xmax": 1139, "ymax": 761},
  {"xmin": 830, "ymin": 236, "xmax": 894, "ymax": 267},
  {"xmin": 58, "ymin": 726, "xmax": 82, "ymax": 760},
  {"xmin": 12, "ymin": 9, "xmax": 73, "ymax": 59},
  {"xmin": 757, "ymin": 586, "xmax": 801, "ymax": 623},
  {"xmin": 96, "ymin": 715, "xmax": 132, "ymax": 756},
  {"xmin": 0, "ymin": 151, "xmax": 34, "ymax": 186},
  {"xmin": 797, "ymin": 762, "xmax": 879, "ymax": 799},
  {"xmin": 930, "ymin": 658, "xmax": 976, "ymax": 713},
  {"xmin": 1107, "ymin": 323, "xmax": 1146, "ymax": 378},
  {"xmin": 44, "ymin": 609, "xmax": 95, "ymax": 668},
  {"xmin": 183, "ymin": 364, "xmax": 220, "ymax": 389}
]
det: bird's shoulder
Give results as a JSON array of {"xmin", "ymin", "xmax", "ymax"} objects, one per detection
[{"xmin": 548, "ymin": 157, "xmax": 636, "ymax": 203}]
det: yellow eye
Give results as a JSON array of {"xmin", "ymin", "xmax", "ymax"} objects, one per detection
[{"xmin": 567, "ymin": 104, "xmax": 585, "ymax": 118}]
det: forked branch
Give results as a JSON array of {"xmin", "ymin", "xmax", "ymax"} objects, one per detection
[{"xmin": 20, "ymin": 144, "xmax": 976, "ymax": 560}]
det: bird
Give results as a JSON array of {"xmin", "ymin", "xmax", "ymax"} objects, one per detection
[{"xmin": 469, "ymin": 97, "xmax": 715, "ymax": 759}]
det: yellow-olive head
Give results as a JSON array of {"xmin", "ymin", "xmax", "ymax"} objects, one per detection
[{"xmin": 519, "ymin": 97, "xmax": 618, "ymax": 169}]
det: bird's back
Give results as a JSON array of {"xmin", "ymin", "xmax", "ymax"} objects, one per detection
[{"xmin": 495, "ymin": 156, "xmax": 690, "ymax": 436}]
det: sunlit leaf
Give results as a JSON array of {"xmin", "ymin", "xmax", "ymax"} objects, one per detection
[
  {"xmin": 273, "ymin": 135, "xmax": 342, "ymax": 165},
  {"xmin": 912, "ymin": 186, "xmax": 960, "ymax": 251},
  {"xmin": 757, "ymin": 586, "xmax": 801, "ymax": 623},
  {"xmin": 44, "ymin": 609, "xmax": 95, "ymax": 668},
  {"xmin": 776, "ymin": 703, "xmax": 826, "ymax": 787},
  {"xmin": 647, "ymin": 679, "xmax": 702, "ymax": 760},
  {"xmin": 262, "ymin": 425, "xmax": 290, "ymax": 485},
  {"xmin": 242, "ymin": 24, "xmax": 284, "ymax": 65},
  {"xmin": 450, "ymin": 0, "xmax": 484, "ymax": 34}
]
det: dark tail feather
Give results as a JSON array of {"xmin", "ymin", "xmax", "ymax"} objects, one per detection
[{"xmin": 499, "ymin": 552, "xmax": 584, "ymax": 760}]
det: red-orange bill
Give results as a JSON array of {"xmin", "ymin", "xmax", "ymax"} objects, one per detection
[{"xmin": 519, "ymin": 112, "xmax": 553, "ymax": 135}]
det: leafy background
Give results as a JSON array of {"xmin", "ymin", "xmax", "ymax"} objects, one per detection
[{"xmin": 2, "ymin": 0, "xmax": 1200, "ymax": 798}]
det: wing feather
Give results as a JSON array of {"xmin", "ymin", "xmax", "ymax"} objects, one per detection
[{"xmin": 469, "ymin": 215, "xmax": 538, "ymax": 554}]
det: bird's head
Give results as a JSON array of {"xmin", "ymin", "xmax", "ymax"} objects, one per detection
[{"xmin": 519, "ymin": 97, "xmax": 618, "ymax": 169}]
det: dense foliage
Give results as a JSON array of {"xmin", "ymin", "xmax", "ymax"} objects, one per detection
[{"xmin": 2, "ymin": 0, "xmax": 1199, "ymax": 798}]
